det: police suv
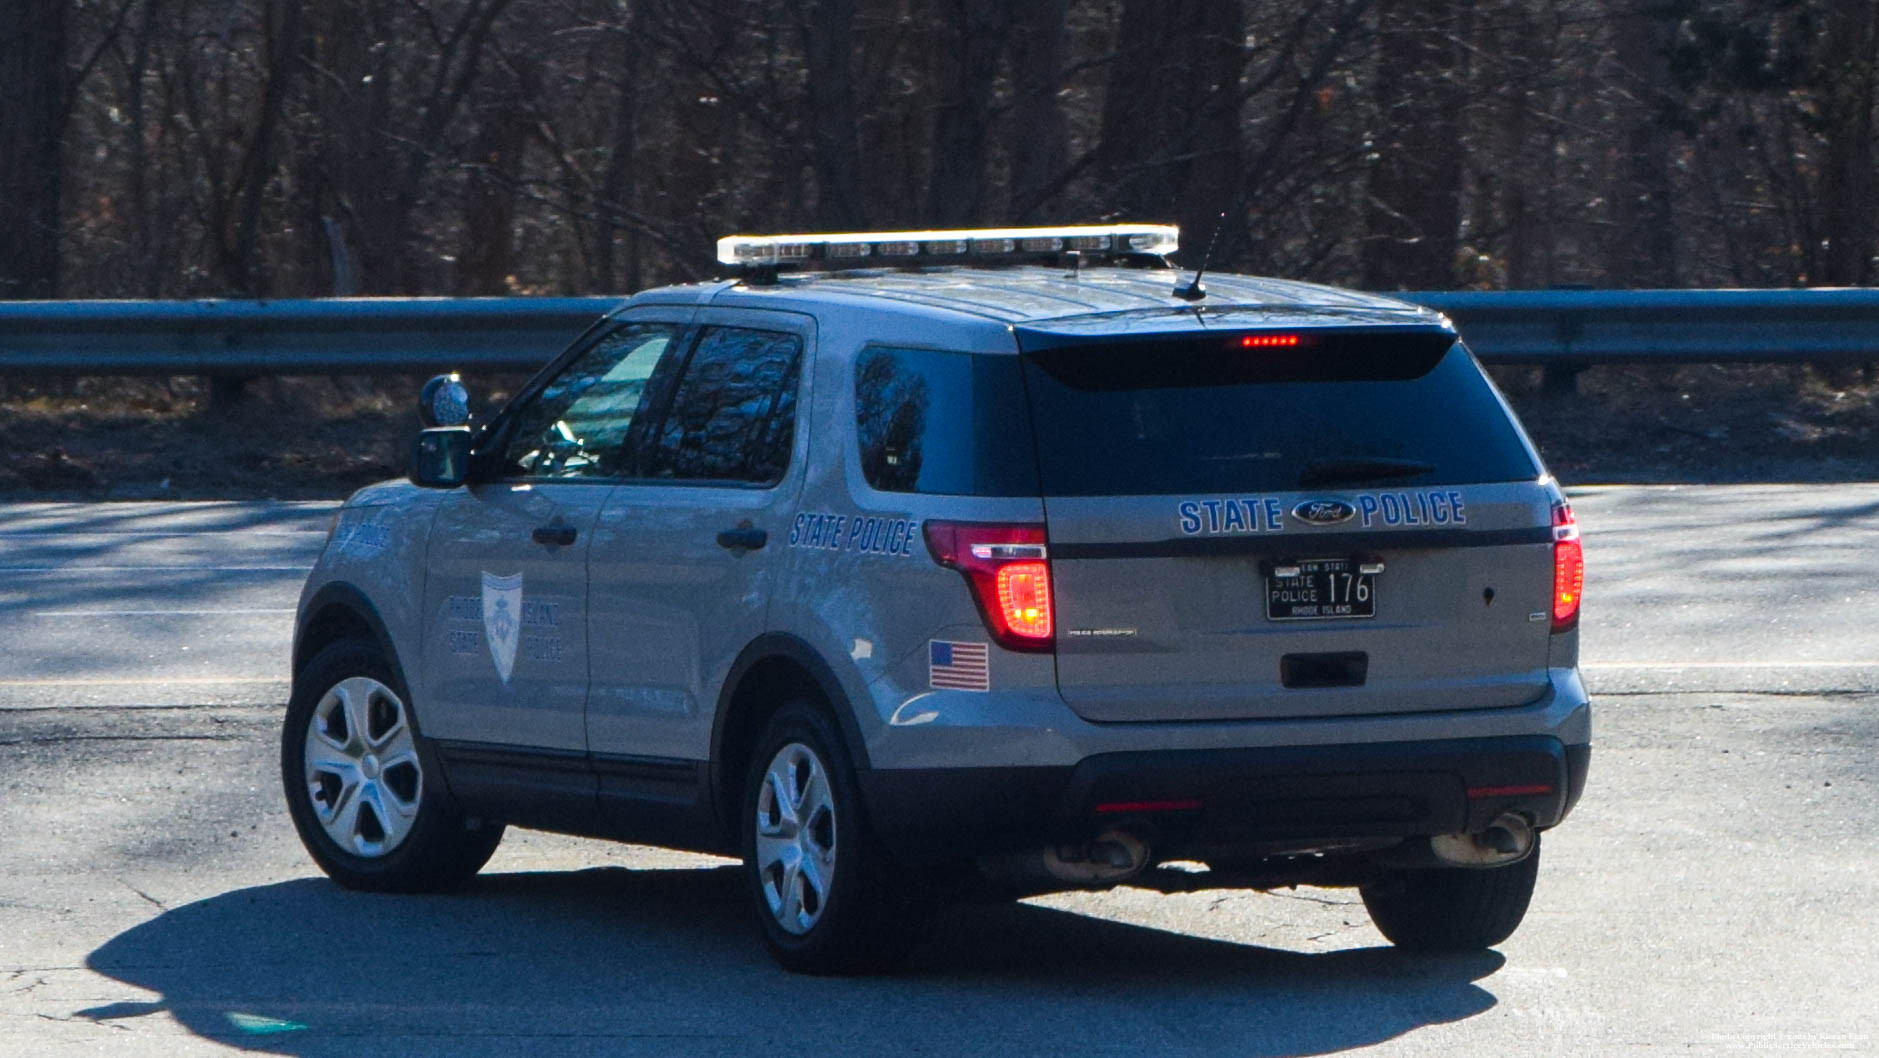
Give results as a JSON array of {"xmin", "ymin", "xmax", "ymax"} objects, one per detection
[{"xmin": 283, "ymin": 224, "xmax": 1590, "ymax": 974}]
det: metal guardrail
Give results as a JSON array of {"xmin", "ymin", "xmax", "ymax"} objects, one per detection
[
  {"xmin": 0, "ymin": 297, "xmax": 618, "ymax": 376},
  {"xmin": 1, "ymin": 288, "xmax": 1876, "ymax": 376},
  {"xmin": 1406, "ymin": 288, "xmax": 1879, "ymax": 366}
]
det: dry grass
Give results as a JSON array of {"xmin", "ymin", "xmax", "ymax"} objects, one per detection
[
  {"xmin": 0, "ymin": 374, "xmax": 522, "ymax": 500},
  {"xmin": 1496, "ymin": 362, "xmax": 1879, "ymax": 485},
  {"xmin": 0, "ymin": 364, "xmax": 1874, "ymax": 500}
]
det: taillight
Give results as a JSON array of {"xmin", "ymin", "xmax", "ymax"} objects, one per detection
[
  {"xmin": 1552, "ymin": 501, "xmax": 1583, "ymax": 632},
  {"xmin": 923, "ymin": 522, "xmax": 1055, "ymax": 652}
]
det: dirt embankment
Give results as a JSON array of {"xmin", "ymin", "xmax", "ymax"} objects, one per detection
[{"xmin": 0, "ymin": 364, "xmax": 1875, "ymax": 501}]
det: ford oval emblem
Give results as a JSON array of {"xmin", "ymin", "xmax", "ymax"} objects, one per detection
[{"xmin": 1292, "ymin": 499, "xmax": 1356, "ymax": 526}]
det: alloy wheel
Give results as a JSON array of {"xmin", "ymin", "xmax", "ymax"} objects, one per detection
[
  {"xmin": 302, "ymin": 676, "xmax": 423, "ymax": 857},
  {"xmin": 753, "ymin": 741, "xmax": 838, "ymax": 935}
]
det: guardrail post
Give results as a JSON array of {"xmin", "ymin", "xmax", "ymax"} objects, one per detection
[
  {"xmin": 1542, "ymin": 364, "xmax": 1584, "ymax": 395},
  {"xmin": 209, "ymin": 375, "xmax": 252, "ymax": 410}
]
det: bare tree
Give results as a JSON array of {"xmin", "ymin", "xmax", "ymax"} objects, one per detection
[
  {"xmin": 926, "ymin": 0, "xmax": 1010, "ymax": 225},
  {"xmin": 24, "ymin": 0, "xmax": 1879, "ymax": 300},
  {"xmin": 1610, "ymin": 0, "xmax": 1680, "ymax": 287},
  {"xmin": 1362, "ymin": 0, "xmax": 1469, "ymax": 289},
  {"xmin": 1818, "ymin": 0, "xmax": 1877, "ymax": 285},
  {"xmin": 0, "ymin": 0, "xmax": 68, "ymax": 299},
  {"xmin": 1005, "ymin": 0, "xmax": 1070, "ymax": 221},
  {"xmin": 803, "ymin": 0, "xmax": 868, "ymax": 229}
]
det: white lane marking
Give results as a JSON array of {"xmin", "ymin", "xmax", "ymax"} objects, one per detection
[
  {"xmin": 31, "ymin": 609, "xmax": 295, "ymax": 617},
  {"xmin": 0, "ymin": 566, "xmax": 311, "ymax": 573},
  {"xmin": 0, "ymin": 677, "xmax": 283, "ymax": 687},
  {"xmin": 1583, "ymin": 660, "xmax": 1879, "ymax": 670},
  {"xmin": 0, "ymin": 530, "xmax": 324, "ymax": 537}
]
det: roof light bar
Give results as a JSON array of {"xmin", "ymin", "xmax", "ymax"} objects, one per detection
[{"xmin": 717, "ymin": 224, "xmax": 1179, "ymax": 268}]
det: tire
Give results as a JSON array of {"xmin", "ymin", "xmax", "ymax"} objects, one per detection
[
  {"xmin": 1360, "ymin": 835, "xmax": 1541, "ymax": 952},
  {"xmin": 282, "ymin": 637, "xmax": 503, "ymax": 892},
  {"xmin": 740, "ymin": 702, "xmax": 921, "ymax": 975}
]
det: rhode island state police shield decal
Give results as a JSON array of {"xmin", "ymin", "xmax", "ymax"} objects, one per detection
[{"xmin": 481, "ymin": 572, "xmax": 524, "ymax": 685}]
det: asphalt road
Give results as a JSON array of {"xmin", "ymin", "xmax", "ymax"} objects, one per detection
[{"xmin": 1, "ymin": 487, "xmax": 1875, "ymax": 1056}]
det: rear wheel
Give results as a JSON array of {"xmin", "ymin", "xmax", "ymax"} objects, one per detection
[
  {"xmin": 741, "ymin": 702, "xmax": 921, "ymax": 974},
  {"xmin": 1360, "ymin": 835, "xmax": 1541, "ymax": 951},
  {"xmin": 282, "ymin": 637, "xmax": 503, "ymax": 892}
]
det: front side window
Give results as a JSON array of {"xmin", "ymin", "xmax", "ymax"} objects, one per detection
[
  {"xmin": 497, "ymin": 321, "xmax": 683, "ymax": 480},
  {"xmin": 644, "ymin": 326, "xmax": 802, "ymax": 484}
]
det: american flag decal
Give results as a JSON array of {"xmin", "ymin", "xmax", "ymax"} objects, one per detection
[{"xmin": 928, "ymin": 640, "xmax": 990, "ymax": 691}]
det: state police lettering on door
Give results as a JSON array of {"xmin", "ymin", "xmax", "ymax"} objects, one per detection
[{"xmin": 788, "ymin": 511, "xmax": 918, "ymax": 557}]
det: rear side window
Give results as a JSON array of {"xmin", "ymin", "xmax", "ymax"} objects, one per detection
[
  {"xmin": 854, "ymin": 347, "xmax": 1038, "ymax": 496},
  {"xmin": 1017, "ymin": 330, "xmax": 1538, "ymax": 496},
  {"xmin": 644, "ymin": 325, "xmax": 802, "ymax": 484}
]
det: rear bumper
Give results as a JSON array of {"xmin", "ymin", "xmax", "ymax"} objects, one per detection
[{"xmin": 859, "ymin": 735, "xmax": 1589, "ymax": 863}]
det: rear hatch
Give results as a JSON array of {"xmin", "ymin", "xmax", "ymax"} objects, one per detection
[{"xmin": 1019, "ymin": 322, "xmax": 1557, "ymax": 722}]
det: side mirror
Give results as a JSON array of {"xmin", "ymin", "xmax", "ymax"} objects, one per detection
[
  {"xmin": 410, "ymin": 427, "xmax": 472, "ymax": 488},
  {"xmin": 419, "ymin": 373, "xmax": 472, "ymax": 427}
]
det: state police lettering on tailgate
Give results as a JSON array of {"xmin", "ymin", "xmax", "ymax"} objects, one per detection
[
  {"xmin": 1354, "ymin": 490, "xmax": 1467, "ymax": 528},
  {"xmin": 1177, "ymin": 490, "xmax": 1469, "ymax": 534},
  {"xmin": 1177, "ymin": 497, "xmax": 1286, "ymax": 535}
]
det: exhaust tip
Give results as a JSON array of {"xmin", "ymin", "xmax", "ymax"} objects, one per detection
[{"xmin": 1430, "ymin": 813, "xmax": 1534, "ymax": 867}]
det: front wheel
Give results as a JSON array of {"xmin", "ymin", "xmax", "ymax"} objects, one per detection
[
  {"xmin": 1360, "ymin": 835, "xmax": 1542, "ymax": 952},
  {"xmin": 282, "ymin": 637, "xmax": 503, "ymax": 892},
  {"xmin": 741, "ymin": 703, "xmax": 921, "ymax": 974}
]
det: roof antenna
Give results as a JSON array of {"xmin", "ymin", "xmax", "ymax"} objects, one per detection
[{"xmin": 1173, "ymin": 211, "xmax": 1227, "ymax": 302}]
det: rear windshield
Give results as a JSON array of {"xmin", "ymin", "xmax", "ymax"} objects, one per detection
[{"xmin": 1017, "ymin": 330, "xmax": 1539, "ymax": 496}]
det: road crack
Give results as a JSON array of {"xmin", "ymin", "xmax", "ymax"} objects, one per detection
[
  {"xmin": 3, "ymin": 972, "xmax": 51, "ymax": 997},
  {"xmin": 118, "ymin": 878, "xmax": 169, "ymax": 913},
  {"xmin": 0, "ymin": 734, "xmax": 239, "ymax": 746},
  {"xmin": 1267, "ymin": 889, "xmax": 1359, "ymax": 907}
]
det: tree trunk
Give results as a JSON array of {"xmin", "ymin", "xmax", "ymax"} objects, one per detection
[
  {"xmin": 125, "ymin": 0, "xmax": 166, "ymax": 297},
  {"xmin": 596, "ymin": 1, "xmax": 646, "ymax": 293},
  {"xmin": 804, "ymin": 0, "xmax": 868, "ymax": 230},
  {"xmin": 456, "ymin": 70, "xmax": 532, "ymax": 296},
  {"xmin": 1610, "ymin": 0, "xmax": 1679, "ymax": 288},
  {"xmin": 1362, "ymin": 0, "xmax": 1469, "ymax": 290},
  {"xmin": 1175, "ymin": 1, "xmax": 1244, "ymax": 257},
  {"xmin": 1006, "ymin": 0, "xmax": 1070, "ymax": 221},
  {"xmin": 217, "ymin": 0, "xmax": 304, "ymax": 297},
  {"xmin": 927, "ymin": 0, "xmax": 1010, "ymax": 226},
  {"xmin": 301, "ymin": 0, "xmax": 403, "ymax": 293},
  {"xmin": 1500, "ymin": 1, "xmax": 1543, "ymax": 288},
  {"xmin": 1096, "ymin": 0, "xmax": 1245, "ymax": 242},
  {"xmin": 0, "ymin": 0, "xmax": 66, "ymax": 299},
  {"xmin": 1819, "ymin": 0, "xmax": 1878, "ymax": 286}
]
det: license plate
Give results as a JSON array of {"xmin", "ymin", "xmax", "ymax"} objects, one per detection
[{"xmin": 1266, "ymin": 558, "xmax": 1377, "ymax": 621}]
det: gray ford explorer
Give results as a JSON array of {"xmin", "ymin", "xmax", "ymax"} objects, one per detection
[{"xmin": 282, "ymin": 224, "xmax": 1590, "ymax": 974}]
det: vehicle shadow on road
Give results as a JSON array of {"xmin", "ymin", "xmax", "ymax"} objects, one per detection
[{"xmin": 81, "ymin": 865, "xmax": 1503, "ymax": 1056}]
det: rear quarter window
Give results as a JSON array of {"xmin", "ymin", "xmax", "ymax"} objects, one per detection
[{"xmin": 853, "ymin": 346, "xmax": 1038, "ymax": 496}]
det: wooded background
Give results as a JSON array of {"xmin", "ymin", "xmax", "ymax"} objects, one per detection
[{"xmin": 2, "ymin": 0, "xmax": 1874, "ymax": 302}]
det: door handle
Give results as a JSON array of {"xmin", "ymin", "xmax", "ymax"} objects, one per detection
[
  {"xmin": 716, "ymin": 527, "xmax": 768, "ymax": 551},
  {"xmin": 532, "ymin": 524, "xmax": 578, "ymax": 547}
]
